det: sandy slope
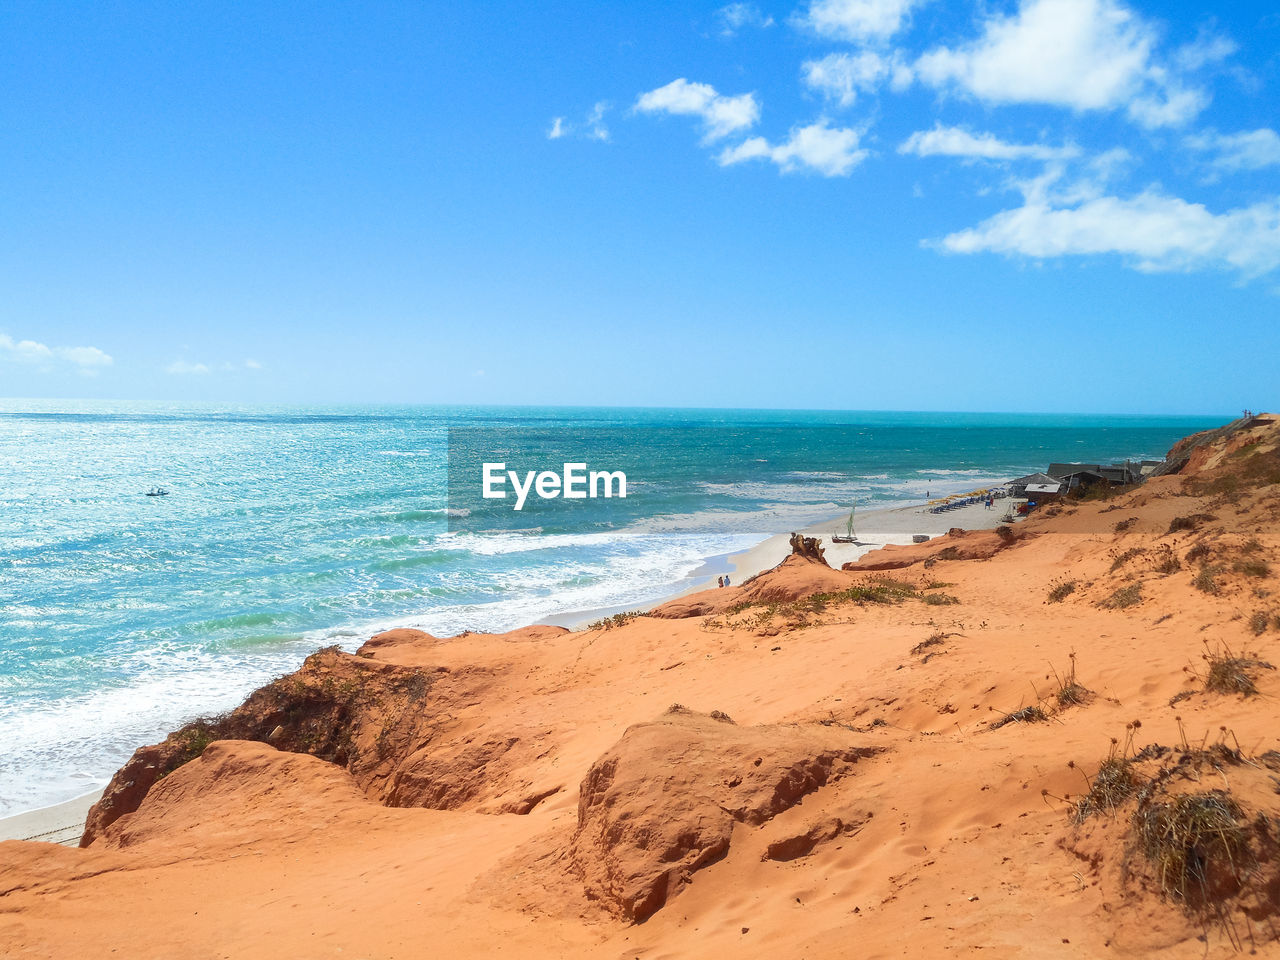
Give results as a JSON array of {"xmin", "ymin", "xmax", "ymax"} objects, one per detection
[{"xmin": 2, "ymin": 416, "xmax": 1279, "ymax": 959}]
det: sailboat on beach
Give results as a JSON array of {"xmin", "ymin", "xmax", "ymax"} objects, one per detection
[{"xmin": 831, "ymin": 501, "xmax": 858, "ymax": 544}]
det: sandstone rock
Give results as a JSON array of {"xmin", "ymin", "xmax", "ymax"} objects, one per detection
[{"xmin": 570, "ymin": 707, "xmax": 879, "ymax": 922}]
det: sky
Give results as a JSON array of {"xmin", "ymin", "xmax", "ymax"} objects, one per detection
[{"xmin": 0, "ymin": 0, "xmax": 1276, "ymax": 414}]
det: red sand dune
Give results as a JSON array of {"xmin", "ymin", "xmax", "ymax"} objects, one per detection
[{"xmin": 3, "ymin": 415, "xmax": 1280, "ymax": 959}]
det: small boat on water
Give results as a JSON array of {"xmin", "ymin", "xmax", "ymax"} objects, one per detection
[
  {"xmin": 145, "ymin": 488, "xmax": 169, "ymax": 497},
  {"xmin": 831, "ymin": 502, "xmax": 858, "ymax": 544}
]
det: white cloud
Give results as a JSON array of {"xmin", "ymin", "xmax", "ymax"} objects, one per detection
[
  {"xmin": 586, "ymin": 101, "xmax": 610, "ymax": 142},
  {"xmin": 1186, "ymin": 128, "xmax": 1280, "ymax": 172},
  {"xmin": 546, "ymin": 103, "xmax": 610, "ymax": 142},
  {"xmin": 1087, "ymin": 147, "xmax": 1134, "ymax": 183},
  {"xmin": 634, "ymin": 79, "xmax": 760, "ymax": 142},
  {"xmin": 900, "ymin": 124, "xmax": 1080, "ymax": 162},
  {"xmin": 0, "ymin": 334, "xmax": 54, "ymax": 364},
  {"xmin": 718, "ymin": 121, "xmax": 867, "ymax": 176},
  {"xmin": 717, "ymin": 3, "xmax": 774, "ymax": 36},
  {"xmin": 166, "ymin": 360, "xmax": 211, "ymax": 375},
  {"xmin": 0, "ymin": 333, "xmax": 113, "ymax": 373},
  {"xmin": 58, "ymin": 345, "xmax": 113, "ymax": 369},
  {"xmin": 1173, "ymin": 30, "xmax": 1237, "ymax": 71},
  {"xmin": 1125, "ymin": 71, "xmax": 1207, "ymax": 129},
  {"xmin": 793, "ymin": 0, "xmax": 922, "ymax": 42},
  {"xmin": 914, "ymin": 0, "xmax": 1206, "ymax": 128},
  {"xmin": 937, "ymin": 180, "xmax": 1280, "ymax": 277},
  {"xmin": 802, "ymin": 52, "xmax": 899, "ymax": 107},
  {"xmin": 167, "ymin": 358, "xmax": 264, "ymax": 375}
]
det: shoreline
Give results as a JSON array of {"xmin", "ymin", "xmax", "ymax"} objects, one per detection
[
  {"xmin": 545, "ymin": 490, "xmax": 1016, "ymax": 629},
  {"xmin": 0, "ymin": 492, "xmax": 1013, "ymax": 836},
  {"xmin": 726, "ymin": 495, "xmax": 1015, "ymax": 582}
]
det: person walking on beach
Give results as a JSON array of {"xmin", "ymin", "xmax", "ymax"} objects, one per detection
[
  {"xmin": 717, "ymin": 576, "xmax": 724, "ymax": 588},
  {"xmin": 723, "ymin": 575, "xmax": 730, "ymax": 587}
]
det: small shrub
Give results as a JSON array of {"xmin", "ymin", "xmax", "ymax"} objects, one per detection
[
  {"xmin": 1114, "ymin": 517, "xmax": 1138, "ymax": 533},
  {"xmin": 1099, "ymin": 584, "xmax": 1142, "ymax": 609},
  {"xmin": 1185, "ymin": 542, "xmax": 1211, "ymax": 564},
  {"xmin": 1047, "ymin": 579, "xmax": 1078, "ymax": 603},
  {"xmin": 1235, "ymin": 559, "xmax": 1270, "ymax": 578},
  {"xmin": 588, "ymin": 610, "xmax": 645, "ymax": 631},
  {"xmin": 1248, "ymin": 611, "xmax": 1270, "ymax": 635},
  {"xmin": 1152, "ymin": 547, "xmax": 1181, "ymax": 575},
  {"xmin": 158, "ymin": 717, "xmax": 227, "ymax": 779},
  {"xmin": 996, "ymin": 525, "xmax": 1015, "ymax": 543},
  {"xmin": 1168, "ymin": 513, "xmax": 1216, "ymax": 535},
  {"xmin": 922, "ymin": 592, "xmax": 959, "ymax": 606},
  {"xmin": 1192, "ymin": 564, "xmax": 1221, "ymax": 595}
]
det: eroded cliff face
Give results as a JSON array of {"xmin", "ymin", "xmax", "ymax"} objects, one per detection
[
  {"xmin": 83, "ymin": 644, "xmax": 444, "ymax": 845},
  {"xmin": 84, "ymin": 626, "xmax": 574, "ymax": 845}
]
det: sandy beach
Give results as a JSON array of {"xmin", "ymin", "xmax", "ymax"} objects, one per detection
[
  {"xmin": 727, "ymin": 495, "xmax": 1013, "ymax": 581},
  {"xmin": 0, "ymin": 791, "xmax": 100, "ymax": 847},
  {"xmin": 2, "ymin": 416, "xmax": 1278, "ymax": 959}
]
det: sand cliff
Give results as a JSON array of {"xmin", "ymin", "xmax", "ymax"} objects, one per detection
[{"xmin": 3, "ymin": 415, "xmax": 1280, "ymax": 958}]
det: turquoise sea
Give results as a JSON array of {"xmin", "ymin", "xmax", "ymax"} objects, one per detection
[{"xmin": 0, "ymin": 401, "xmax": 1224, "ymax": 816}]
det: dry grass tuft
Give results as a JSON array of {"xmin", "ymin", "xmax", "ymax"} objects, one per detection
[
  {"xmin": 1235, "ymin": 559, "xmax": 1271, "ymax": 578},
  {"xmin": 1201, "ymin": 643, "xmax": 1274, "ymax": 696},
  {"xmin": 990, "ymin": 705, "xmax": 1048, "ymax": 730},
  {"xmin": 1135, "ymin": 791, "xmax": 1249, "ymax": 906},
  {"xmin": 910, "ymin": 631, "xmax": 951, "ymax": 655},
  {"xmin": 1047, "ymin": 579, "xmax": 1077, "ymax": 603},
  {"xmin": 1052, "ymin": 652, "xmax": 1092, "ymax": 708},
  {"xmin": 1099, "ymin": 584, "xmax": 1142, "ymax": 609},
  {"xmin": 1075, "ymin": 756, "xmax": 1138, "ymax": 821},
  {"xmin": 1110, "ymin": 547, "xmax": 1147, "ymax": 572},
  {"xmin": 1152, "ymin": 546, "xmax": 1182, "ymax": 575}
]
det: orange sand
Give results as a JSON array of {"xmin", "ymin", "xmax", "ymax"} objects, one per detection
[{"xmin": 2, "ymin": 415, "xmax": 1279, "ymax": 959}]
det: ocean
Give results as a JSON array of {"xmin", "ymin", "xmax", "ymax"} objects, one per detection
[{"xmin": 0, "ymin": 401, "xmax": 1224, "ymax": 816}]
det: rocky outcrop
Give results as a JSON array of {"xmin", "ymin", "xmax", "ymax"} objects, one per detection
[
  {"xmin": 92, "ymin": 740, "xmax": 378, "ymax": 850},
  {"xmin": 652, "ymin": 534, "xmax": 850, "ymax": 618},
  {"xmin": 569, "ymin": 707, "xmax": 879, "ymax": 922},
  {"xmin": 788, "ymin": 532, "xmax": 826, "ymax": 562}
]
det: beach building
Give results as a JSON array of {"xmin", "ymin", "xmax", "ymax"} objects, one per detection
[
  {"xmin": 1047, "ymin": 463, "xmax": 1109, "ymax": 492},
  {"xmin": 1009, "ymin": 472, "xmax": 1063, "ymax": 498}
]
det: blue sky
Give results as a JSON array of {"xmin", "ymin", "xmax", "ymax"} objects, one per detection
[{"xmin": 0, "ymin": 0, "xmax": 1276, "ymax": 414}]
